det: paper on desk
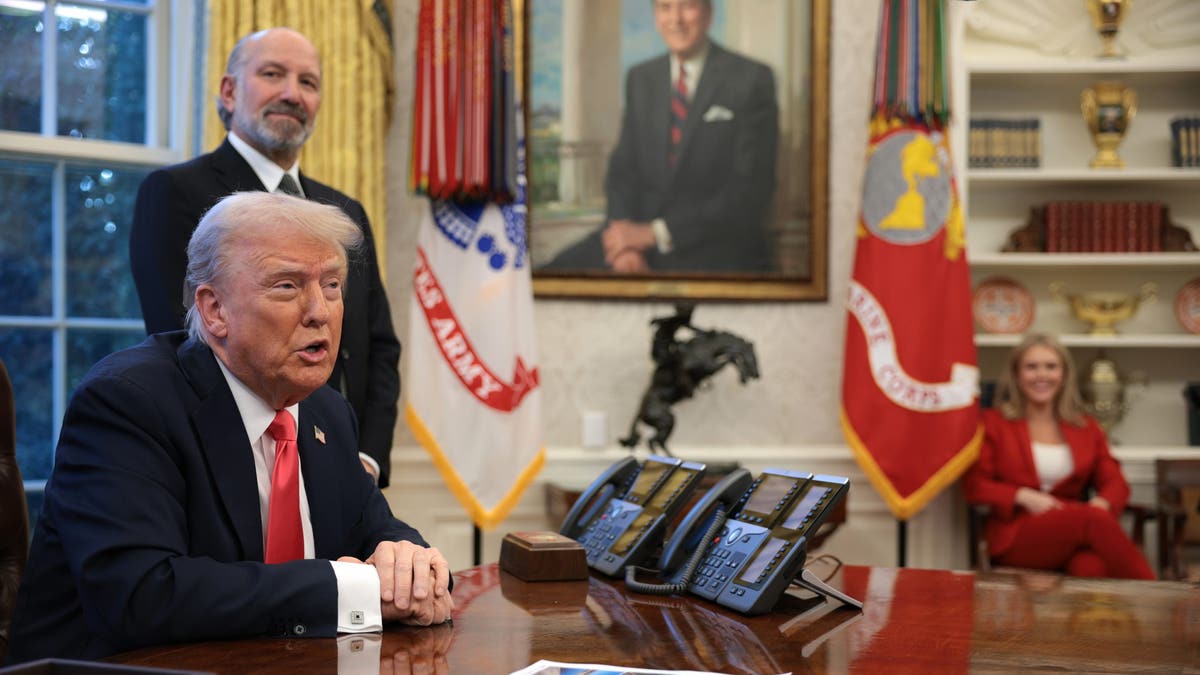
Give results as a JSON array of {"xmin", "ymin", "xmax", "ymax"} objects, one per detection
[{"xmin": 509, "ymin": 660, "xmax": 791, "ymax": 675}]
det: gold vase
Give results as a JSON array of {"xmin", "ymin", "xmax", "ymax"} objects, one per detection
[
  {"xmin": 1086, "ymin": 0, "xmax": 1131, "ymax": 59},
  {"xmin": 1049, "ymin": 282, "xmax": 1155, "ymax": 335},
  {"xmin": 1080, "ymin": 351, "xmax": 1128, "ymax": 436},
  {"xmin": 1081, "ymin": 81, "xmax": 1137, "ymax": 169}
]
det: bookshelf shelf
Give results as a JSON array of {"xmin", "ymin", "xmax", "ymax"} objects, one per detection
[
  {"xmin": 953, "ymin": 0, "xmax": 1200, "ymax": 449},
  {"xmin": 966, "ymin": 168, "xmax": 1200, "ymax": 184},
  {"xmin": 970, "ymin": 252, "xmax": 1200, "ymax": 269},
  {"xmin": 975, "ymin": 334, "xmax": 1200, "ymax": 348}
]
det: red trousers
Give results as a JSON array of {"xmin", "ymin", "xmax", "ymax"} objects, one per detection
[{"xmin": 994, "ymin": 503, "xmax": 1154, "ymax": 580}]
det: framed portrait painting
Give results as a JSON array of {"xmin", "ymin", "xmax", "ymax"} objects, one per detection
[{"xmin": 525, "ymin": 0, "xmax": 829, "ymax": 301}]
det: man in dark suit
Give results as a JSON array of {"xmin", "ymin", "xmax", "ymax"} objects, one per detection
[
  {"xmin": 129, "ymin": 27, "xmax": 400, "ymax": 486},
  {"xmin": 7, "ymin": 192, "xmax": 452, "ymax": 664},
  {"xmin": 544, "ymin": 0, "xmax": 778, "ymax": 273}
]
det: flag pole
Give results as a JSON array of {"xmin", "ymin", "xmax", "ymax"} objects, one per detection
[
  {"xmin": 896, "ymin": 519, "xmax": 907, "ymax": 568},
  {"xmin": 473, "ymin": 525, "xmax": 482, "ymax": 567}
]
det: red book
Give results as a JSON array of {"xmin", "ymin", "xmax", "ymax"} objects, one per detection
[
  {"xmin": 1087, "ymin": 202, "xmax": 1102, "ymax": 253},
  {"xmin": 1101, "ymin": 202, "xmax": 1116, "ymax": 252},
  {"xmin": 1070, "ymin": 201, "xmax": 1080, "ymax": 252},
  {"xmin": 1150, "ymin": 202, "xmax": 1163, "ymax": 252},
  {"xmin": 1045, "ymin": 202, "xmax": 1060, "ymax": 253},
  {"xmin": 1122, "ymin": 201, "xmax": 1137, "ymax": 253}
]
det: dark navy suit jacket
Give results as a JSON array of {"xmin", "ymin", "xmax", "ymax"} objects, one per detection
[
  {"xmin": 128, "ymin": 139, "xmax": 400, "ymax": 485},
  {"xmin": 7, "ymin": 333, "xmax": 428, "ymax": 663}
]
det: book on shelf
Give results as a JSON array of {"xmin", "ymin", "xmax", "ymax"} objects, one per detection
[
  {"xmin": 1002, "ymin": 201, "xmax": 1197, "ymax": 254},
  {"xmin": 968, "ymin": 117, "xmax": 1041, "ymax": 169},
  {"xmin": 1171, "ymin": 115, "xmax": 1200, "ymax": 168}
]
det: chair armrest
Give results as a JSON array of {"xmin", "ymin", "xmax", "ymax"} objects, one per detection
[
  {"xmin": 968, "ymin": 504, "xmax": 992, "ymax": 572},
  {"xmin": 1122, "ymin": 503, "xmax": 1155, "ymax": 549}
]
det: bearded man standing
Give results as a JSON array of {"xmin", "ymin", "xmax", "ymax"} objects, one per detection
[{"xmin": 129, "ymin": 28, "xmax": 400, "ymax": 487}]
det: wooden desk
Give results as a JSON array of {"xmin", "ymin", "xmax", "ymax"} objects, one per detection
[{"xmin": 111, "ymin": 564, "xmax": 1199, "ymax": 674}]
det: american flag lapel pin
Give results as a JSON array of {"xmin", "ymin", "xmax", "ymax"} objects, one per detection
[{"xmin": 314, "ymin": 426, "xmax": 326, "ymax": 444}]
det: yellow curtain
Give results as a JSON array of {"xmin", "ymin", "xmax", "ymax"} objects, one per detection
[{"xmin": 204, "ymin": 0, "xmax": 394, "ymax": 267}]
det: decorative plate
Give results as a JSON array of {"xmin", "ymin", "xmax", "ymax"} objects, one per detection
[
  {"xmin": 1175, "ymin": 278, "xmax": 1200, "ymax": 334},
  {"xmin": 973, "ymin": 277, "xmax": 1034, "ymax": 334}
]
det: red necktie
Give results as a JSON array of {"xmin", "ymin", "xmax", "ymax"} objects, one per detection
[
  {"xmin": 669, "ymin": 63, "xmax": 688, "ymax": 167},
  {"xmin": 265, "ymin": 409, "xmax": 304, "ymax": 563}
]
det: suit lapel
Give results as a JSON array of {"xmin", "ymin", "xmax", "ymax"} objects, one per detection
[
  {"xmin": 1015, "ymin": 420, "xmax": 1040, "ymax": 486},
  {"xmin": 1059, "ymin": 420, "xmax": 1091, "ymax": 484},
  {"xmin": 644, "ymin": 56, "xmax": 672, "ymax": 180},
  {"xmin": 178, "ymin": 339, "xmax": 264, "ymax": 561},
  {"xmin": 210, "ymin": 139, "xmax": 269, "ymax": 194},
  {"xmin": 673, "ymin": 43, "xmax": 727, "ymax": 178},
  {"xmin": 298, "ymin": 403, "xmax": 341, "ymax": 559}
]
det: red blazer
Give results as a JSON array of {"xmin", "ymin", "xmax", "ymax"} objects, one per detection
[{"xmin": 961, "ymin": 408, "xmax": 1131, "ymax": 557}]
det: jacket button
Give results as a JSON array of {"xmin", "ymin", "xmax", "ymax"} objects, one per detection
[{"xmin": 293, "ymin": 623, "xmax": 306, "ymax": 635}]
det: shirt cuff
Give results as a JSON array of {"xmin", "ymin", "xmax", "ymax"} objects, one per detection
[
  {"xmin": 331, "ymin": 561, "xmax": 383, "ymax": 633},
  {"xmin": 336, "ymin": 634, "xmax": 382, "ymax": 675},
  {"xmin": 650, "ymin": 218, "xmax": 673, "ymax": 254},
  {"xmin": 358, "ymin": 452, "xmax": 380, "ymax": 484}
]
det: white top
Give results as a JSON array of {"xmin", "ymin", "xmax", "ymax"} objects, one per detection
[{"xmin": 1031, "ymin": 441, "xmax": 1073, "ymax": 492}]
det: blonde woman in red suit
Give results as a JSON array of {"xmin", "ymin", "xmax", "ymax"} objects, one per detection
[{"xmin": 963, "ymin": 333, "xmax": 1154, "ymax": 579}]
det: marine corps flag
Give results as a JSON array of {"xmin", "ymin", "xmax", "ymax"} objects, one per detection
[
  {"xmin": 841, "ymin": 0, "xmax": 982, "ymax": 520},
  {"xmin": 407, "ymin": 0, "xmax": 543, "ymax": 529}
]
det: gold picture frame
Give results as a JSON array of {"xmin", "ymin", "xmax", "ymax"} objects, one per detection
[{"xmin": 525, "ymin": 0, "xmax": 829, "ymax": 301}]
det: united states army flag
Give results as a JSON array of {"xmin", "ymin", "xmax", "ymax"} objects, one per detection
[{"xmin": 406, "ymin": 197, "xmax": 544, "ymax": 529}]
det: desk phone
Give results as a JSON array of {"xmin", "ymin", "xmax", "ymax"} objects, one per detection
[
  {"xmin": 558, "ymin": 455, "xmax": 707, "ymax": 577},
  {"xmin": 629, "ymin": 467, "xmax": 861, "ymax": 615}
]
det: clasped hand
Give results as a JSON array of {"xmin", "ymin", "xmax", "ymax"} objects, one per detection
[{"xmin": 339, "ymin": 540, "xmax": 453, "ymax": 626}]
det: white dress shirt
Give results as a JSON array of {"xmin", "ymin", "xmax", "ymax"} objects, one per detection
[{"xmin": 214, "ymin": 356, "xmax": 382, "ymax": 634}]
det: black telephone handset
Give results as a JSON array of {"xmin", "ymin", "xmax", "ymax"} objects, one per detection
[
  {"xmin": 559, "ymin": 454, "xmax": 707, "ymax": 577},
  {"xmin": 629, "ymin": 467, "xmax": 862, "ymax": 616}
]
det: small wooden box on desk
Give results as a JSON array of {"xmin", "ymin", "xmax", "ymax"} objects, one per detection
[{"xmin": 499, "ymin": 531, "xmax": 588, "ymax": 582}]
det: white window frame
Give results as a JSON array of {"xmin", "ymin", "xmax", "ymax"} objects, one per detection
[{"xmin": 0, "ymin": 0, "xmax": 197, "ymax": 492}]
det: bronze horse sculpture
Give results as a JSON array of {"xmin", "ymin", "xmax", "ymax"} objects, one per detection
[{"xmin": 620, "ymin": 305, "xmax": 759, "ymax": 455}]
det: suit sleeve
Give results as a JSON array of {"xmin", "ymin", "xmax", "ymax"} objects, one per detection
[
  {"xmin": 660, "ymin": 63, "xmax": 779, "ymax": 261},
  {"xmin": 604, "ymin": 72, "xmax": 644, "ymax": 224},
  {"xmin": 47, "ymin": 374, "xmax": 350, "ymax": 650},
  {"xmin": 1082, "ymin": 418, "xmax": 1131, "ymax": 514},
  {"xmin": 961, "ymin": 413, "xmax": 1022, "ymax": 520},
  {"xmin": 349, "ymin": 204, "xmax": 401, "ymax": 487},
  {"xmin": 129, "ymin": 170, "xmax": 194, "ymax": 334}
]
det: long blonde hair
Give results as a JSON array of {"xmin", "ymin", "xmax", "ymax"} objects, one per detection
[{"xmin": 993, "ymin": 333, "xmax": 1087, "ymax": 426}]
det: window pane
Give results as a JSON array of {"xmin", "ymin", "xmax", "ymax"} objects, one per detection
[
  {"xmin": 57, "ymin": 5, "xmax": 147, "ymax": 143},
  {"xmin": 0, "ymin": 4, "xmax": 43, "ymax": 133},
  {"xmin": 0, "ymin": 159, "xmax": 53, "ymax": 316},
  {"xmin": 0, "ymin": 328, "xmax": 54, "ymax": 481},
  {"xmin": 66, "ymin": 328, "xmax": 144, "ymax": 394},
  {"xmin": 66, "ymin": 163, "xmax": 149, "ymax": 318}
]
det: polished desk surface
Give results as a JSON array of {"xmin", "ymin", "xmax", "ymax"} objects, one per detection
[{"xmin": 112, "ymin": 562, "xmax": 1199, "ymax": 674}]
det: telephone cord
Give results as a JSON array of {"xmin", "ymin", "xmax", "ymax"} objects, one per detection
[{"xmin": 624, "ymin": 504, "xmax": 729, "ymax": 596}]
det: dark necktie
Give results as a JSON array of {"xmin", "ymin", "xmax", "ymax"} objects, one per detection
[
  {"xmin": 669, "ymin": 63, "xmax": 688, "ymax": 167},
  {"xmin": 265, "ymin": 409, "xmax": 304, "ymax": 563},
  {"xmin": 277, "ymin": 173, "xmax": 303, "ymax": 197}
]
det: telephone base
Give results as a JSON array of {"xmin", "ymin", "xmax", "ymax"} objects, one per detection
[{"xmin": 792, "ymin": 567, "xmax": 863, "ymax": 610}]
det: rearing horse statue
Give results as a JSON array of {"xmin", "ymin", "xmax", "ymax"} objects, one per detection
[{"xmin": 620, "ymin": 304, "xmax": 759, "ymax": 455}]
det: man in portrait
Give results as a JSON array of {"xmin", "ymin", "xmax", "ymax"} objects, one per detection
[
  {"xmin": 128, "ymin": 28, "xmax": 400, "ymax": 487},
  {"xmin": 543, "ymin": 0, "xmax": 780, "ymax": 273}
]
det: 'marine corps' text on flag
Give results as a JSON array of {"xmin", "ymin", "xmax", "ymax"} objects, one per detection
[{"xmin": 407, "ymin": 197, "xmax": 544, "ymax": 530}]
